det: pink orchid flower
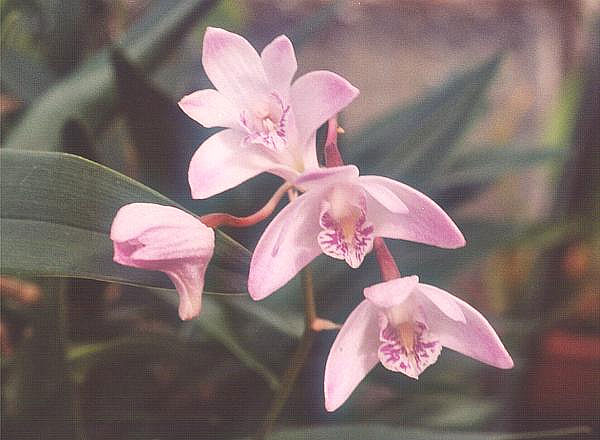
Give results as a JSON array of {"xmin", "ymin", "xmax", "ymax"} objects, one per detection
[
  {"xmin": 324, "ymin": 275, "xmax": 514, "ymax": 411},
  {"xmin": 110, "ymin": 203, "xmax": 214, "ymax": 320},
  {"xmin": 248, "ymin": 166, "xmax": 465, "ymax": 300},
  {"xmin": 179, "ymin": 27, "xmax": 359, "ymax": 199}
]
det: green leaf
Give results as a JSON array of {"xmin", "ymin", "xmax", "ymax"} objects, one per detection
[
  {"xmin": 111, "ymin": 48, "xmax": 210, "ymax": 202},
  {"xmin": 34, "ymin": 0, "xmax": 89, "ymax": 74},
  {"xmin": 193, "ymin": 297, "xmax": 281, "ymax": 391},
  {"xmin": 150, "ymin": 289, "xmax": 281, "ymax": 391},
  {"xmin": 428, "ymin": 145, "xmax": 566, "ymax": 198},
  {"xmin": 0, "ymin": 47, "xmax": 57, "ymax": 104},
  {"xmin": 68, "ymin": 334, "xmax": 191, "ymax": 383},
  {"xmin": 3, "ymin": 0, "xmax": 218, "ymax": 152},
  {"xmin": 266, "ymin": 425, "xmax": 594, "ymax": 440},
  {"xmin": 0, "ymin": 149, "xmax": 249, "ymax": 293},
  {"xmin": 223, "ymin": 295, "xmax": 304, "ymax": 339},
  {"xmin": 344, "ymin": 53, "xmax": 502, "ymax": 187},
  {"xmin": 4, "ymin": 279, "xmax": 82, "ymax": 439}
]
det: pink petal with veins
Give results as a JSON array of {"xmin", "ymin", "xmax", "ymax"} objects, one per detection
[
  {"xmin": 294, "ymin": 165, "xmax": 359, "ymax": 192},
  {"xmin": 248, "ymin": 190, "xmax": 323, "ymax": 300},
  {"xmin": 291, "ymin": 70, "xmax": 359, "ymax": 146},
  {"xmin": 261, "ymin": 35, "xmax": 297, "ymax": 96},
  {"xmin": 363, "ymin": 276, "xmax": 420, "ymax": 309},
  {"xmin": 415, "ymin": 283, "xmax": 514, "ymax": 369},
  {"xmin": 202, "ymin": 27, "xmax": 268, "ymax": 107},
  {"xmin": 178, "ymin": 89, "xmax": 239, "ymax": 129},
  {"xmin": 317, "ymin": 190, "xmax": 374, "ymax": 268},
  {"xmin": 324, "ymin": 299, "xmax": 380, "ymax": 412},
  {"xmin": 188, "ymin": 129, "xmax": 298, "ymax": 199},
  {"xmin": 110, "ymin": 203, "xmax": 214, "ymax": 320},
  {"xmin": 359, "ymin": 175, "xmax": 466, "ymax": 249}
]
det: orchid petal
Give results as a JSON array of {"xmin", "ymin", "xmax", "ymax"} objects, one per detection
[
  {"xmin": 202, "ymin": 27, "xmax": 268, "ymax": 106},
  {"xmin": 111, "ymin": 203, "xmax": 201, "ymax": 244},
  {"xmin": 299, "ymin": 131, "xmax": 319, "ymax": 172},
  {"xmin": 360, "ymin": 179, "xmax": 409, "ymax": 214},
  {"xmin": 188, "ymin": 129, "xmax": 298, "ymax": 199},
  {"xmin": 324, "ymin": 300, "xmax": 380, "ymax": 412},
  {"xmin": 416, "ymin": 283, "xmax": 514, "ymax": 369},
  {"xmin": 248, "ymin": 191, "xmax": 322, "ymax": 300},
  {"xmin": 261, "ymin": 35, "xmax": 297, "ymax": 96},
  {"xmin": 416, "ymin": 283, "xmax": 466, "ymax": 323},
  {"xmin": 110, "ymin": 203, "xmax": 215, "ymax": 320},
  {"xmin": 166, "ymin": 263, "xmax": 210, "ymax": 321},
  {"xmin": 363, "ymin": 276, "xmax": 420, "ymax": 309},
  {"xmin": 360, "ymin": 175, "xmax": 466, "ymax": 249},
  {"xmin": 291, "ymin": 70, "xmax": 359, "ymax": 143},
  {"xmin": 294, "ymin": 165, "xmax": 359, "ymax": 192},
  {"xmin": 178, "ymin": 89, "xmax": 239, "ymax": 129}
]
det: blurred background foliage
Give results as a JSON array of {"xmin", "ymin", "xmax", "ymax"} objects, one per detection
[{"xmin": 1, "ymin": 0, "xmax": 598, "ymax": 439}]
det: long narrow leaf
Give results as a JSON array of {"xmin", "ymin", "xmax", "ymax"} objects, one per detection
[
  {"xmin": 0, "ymin": 150, "xmax": 249, "ymax": 293},
  {"xmin": 3, "ymin": 0, "xmax": 218, "ymax": 152},
  {"xmin": 345, "ymin": 53, "xmax": 502, "ymax": 188}
]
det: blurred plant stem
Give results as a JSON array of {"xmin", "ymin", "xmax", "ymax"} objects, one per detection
[{"xmin": 255, "ymin": 268, "xmax": 317, "ymax": 440}]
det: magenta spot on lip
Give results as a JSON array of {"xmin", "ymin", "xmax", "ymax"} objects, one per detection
[
  {"xmin": 377, "ymin": 320, "xmax": 442, "ymax": 378},
  {"xmin": 317, "ymin": 197, "xmax": 374, "ymax": 268}
]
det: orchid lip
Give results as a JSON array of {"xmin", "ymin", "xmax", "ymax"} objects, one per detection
[
  {"xmin": 317, "ymin": 187, "xmax": 375, "ymax": 268},
  {"xmin": 378, "ymin": 317, "xmax": 442, "ymax": 379},
  {"xmin": 240, "ymin": 91, "xmax": 291, "ymax": 152}
]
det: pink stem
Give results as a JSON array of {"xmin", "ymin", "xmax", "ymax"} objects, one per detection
[
  {"xmin": 200, "ymin": 183, "xmax": 292, "ymax": 229},
  {"xmin": 322, "ymin": 117, "xmax": 400, "ymax": 281},
  {"xmin": 324, "ymin": 117, "xmax": 344, "ymax": 167},
  {"xmin": 373, "ymin": 237, "xmax": 401, "ymax": 281}
]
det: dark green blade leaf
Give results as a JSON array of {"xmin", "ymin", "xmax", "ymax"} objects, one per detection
[
  {"xmin": 3, "ymin": 0, "xmax": 218, "ymax": 152},
  {"xmin": 111, "ymin": 48, "xmax": 210, "ymax": 202},
  {"xmin": 0, "ymin": 219, "xmax": 174, "ymax": 289},
  {"xmin": 430, "ymin": 145, "xmax": 566, "ymax": 192},
  {"xmin": 0, "ymin": 149, "xmax": 249, "ymax": 293},
  {"xmin": 4, "ymin": 279, "xmax": 82, "ymax": 439},
  {"xmin": 427, "ymin": 145, "xmax": 567, "ymax": 208},
  {"xmin": 192, "ymin": 297, "xmax": 281, "ymax": 390},
  {"xmin": 35, "ymin": 0, "xmax": 89, "ymax": 75},
  {"xmin": 344, "ymin": 53, "xmax": 502, "ymax": 187},
  {"xmin": 147, "ymin": 290, "xmax": 282, "ymax": 391},
  {"xmin": 0, "ymin": 47, "xmax": 57, "ymax": 104},
  {"xmin": 121, "ymin": 0, "xmax": 218, "ymax": 73},
  {"xmin": 265, "ymin": 425, "xmax": 594, "ymax": 440}
]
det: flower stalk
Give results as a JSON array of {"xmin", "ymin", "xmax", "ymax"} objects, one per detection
[
  {"xmin": 200, "ymin": 182, "xmax": 292, "ymax": 229},
  {"xmin": 324, "ymin": 117, "xmax": 401, "ymax": 283},
  {"xmin": 255, "ymin": 268, "xmax": 317, "ymax": 440},
  {"xmin": 324, "ymin": 116, "xmax": 344, "ymax": 167},
  {"xmin": 373, "ymin": 237, "xmax": 401, "ymax": 281}
]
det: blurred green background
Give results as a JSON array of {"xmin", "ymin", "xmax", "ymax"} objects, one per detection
[{"xmin": 1, "ymin": 1, "xmax": 598, "ymax": 439}]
